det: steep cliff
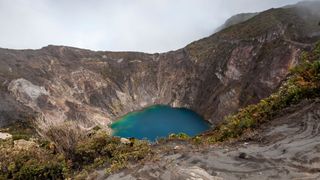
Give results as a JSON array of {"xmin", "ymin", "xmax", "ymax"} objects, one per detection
[{"xmin": 0, "ymin": 1, "xmax": 319, "ymax": 132}]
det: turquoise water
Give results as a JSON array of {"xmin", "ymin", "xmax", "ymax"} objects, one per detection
[{"xmin": 110, "ymin": 105, "xmax": 211, "ymax": 141}]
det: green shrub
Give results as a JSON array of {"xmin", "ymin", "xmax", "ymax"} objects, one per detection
[
  {"xmin": 168, "ymin": 133, "xmax": 190, "ymax": 140},
  {"xmin": 0, "ymin": 129, "xmax": 151, "ymax": 179},
  {"xmin": 0, "ymin": 140, "xmax": 68, "ymax": 179},
  {"xmin": 73, "ymin": 130, "xmax": 151, "ymax": 176}
]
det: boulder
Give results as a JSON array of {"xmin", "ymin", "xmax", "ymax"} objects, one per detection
[{"xmin": 0, "ymin": 132, "xmax": 12, "ymax": 140}]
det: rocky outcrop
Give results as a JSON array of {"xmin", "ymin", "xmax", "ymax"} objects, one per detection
[
  {"xmin": 0, "ymin": 2, "xmax": 319, "ymax": 131},
  {"xmin": 0, "ymin": 132, "xmax": 12, "ymax": 140},
  {"xmin": 8, "ymin": 78, "xmax": 49, "ymax": 111}
]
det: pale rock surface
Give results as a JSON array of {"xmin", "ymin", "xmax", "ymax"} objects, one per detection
[
  {"xmin": 0, "ymin": 132, "xmax": 12, "ymax": 140},
  {"xmin": 120, "ymin": 138, "xmax": 131, "ymax": 144}
]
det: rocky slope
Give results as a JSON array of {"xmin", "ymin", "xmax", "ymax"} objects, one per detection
[
  {"xmin": 0, "ymin": 1, "xmax": 320, "ymax": 133},
  {"xmin": 106, "ymin": 98, "xmax": 320, "ymax": 180},
  {"xmin": 215, "ymin": 12, "xmax": 258, "ymax": 32}
]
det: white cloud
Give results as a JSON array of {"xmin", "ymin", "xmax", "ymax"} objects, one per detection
[{"xmin": 0, "ymin": 0, "xmax": 303, "ymax": 53}]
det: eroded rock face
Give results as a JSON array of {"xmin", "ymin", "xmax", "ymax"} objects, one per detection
[
  {"xmin": 8, "ymin": 78, "xmax": 49, "ymax": 111},
  {"xmin": 0, "ymin": 2, "xmax": 319, "ymax": 131}
]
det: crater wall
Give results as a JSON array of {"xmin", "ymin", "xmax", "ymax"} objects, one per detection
[{"xmin": 0, "ymin": 3, "xmax": 319, "ymax": 131}]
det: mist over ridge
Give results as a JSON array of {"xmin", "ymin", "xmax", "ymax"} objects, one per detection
[{"xmin": 0, "ymin": 0, "xmax": 304, "ymax": 53}]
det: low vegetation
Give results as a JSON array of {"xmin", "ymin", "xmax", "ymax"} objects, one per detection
[
  {"xmin": 168, "ymin": 133, "xmax": 190, "ymax": 140},
  {"xmin": 0, "ymin": 139, "xmax": 68, "ymax": 180},
  {"xmin": 74, "ymin": 130, "xmax": 150, "ymax": 176},
  {"xmin": 0, "ymin": 126, "xmax": 151, "ymax": 179},
  {"xmin": 1, "ymin": 120, "xmax": 37, "ymax": 141}
]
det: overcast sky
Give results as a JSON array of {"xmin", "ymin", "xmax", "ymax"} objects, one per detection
[{"xmin": 0, "ymin": 0, "xmax": 303, "ymax": 53}]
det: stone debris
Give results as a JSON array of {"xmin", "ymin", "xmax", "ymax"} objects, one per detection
[
  {"xmin": 120, "ymin": 138, "xmax": 131, "ymax": 144},
  {"xmin": 0, "ymin": 132, "xmax": 12, "ymax": 140},
  {"xmin": 238, "ymin": 152, "xmax": 249, "ymax": 159}
]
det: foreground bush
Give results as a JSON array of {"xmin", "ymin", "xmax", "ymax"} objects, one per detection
[
  {"xmin": 74, "ymin": 130, "xmax": 151, "ymax": 175},
  {"xmin": 0, "ymin": 129, "xmax": 151, "ymax": 179},
  {"xmin": 0, "ymin": 140, "xmax": 68, "ymax": 180}
]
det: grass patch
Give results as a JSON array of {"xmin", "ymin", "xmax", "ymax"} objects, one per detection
[{"xmin": 1, "ymin": 121, "xmax": 37, "ymax": 141}]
